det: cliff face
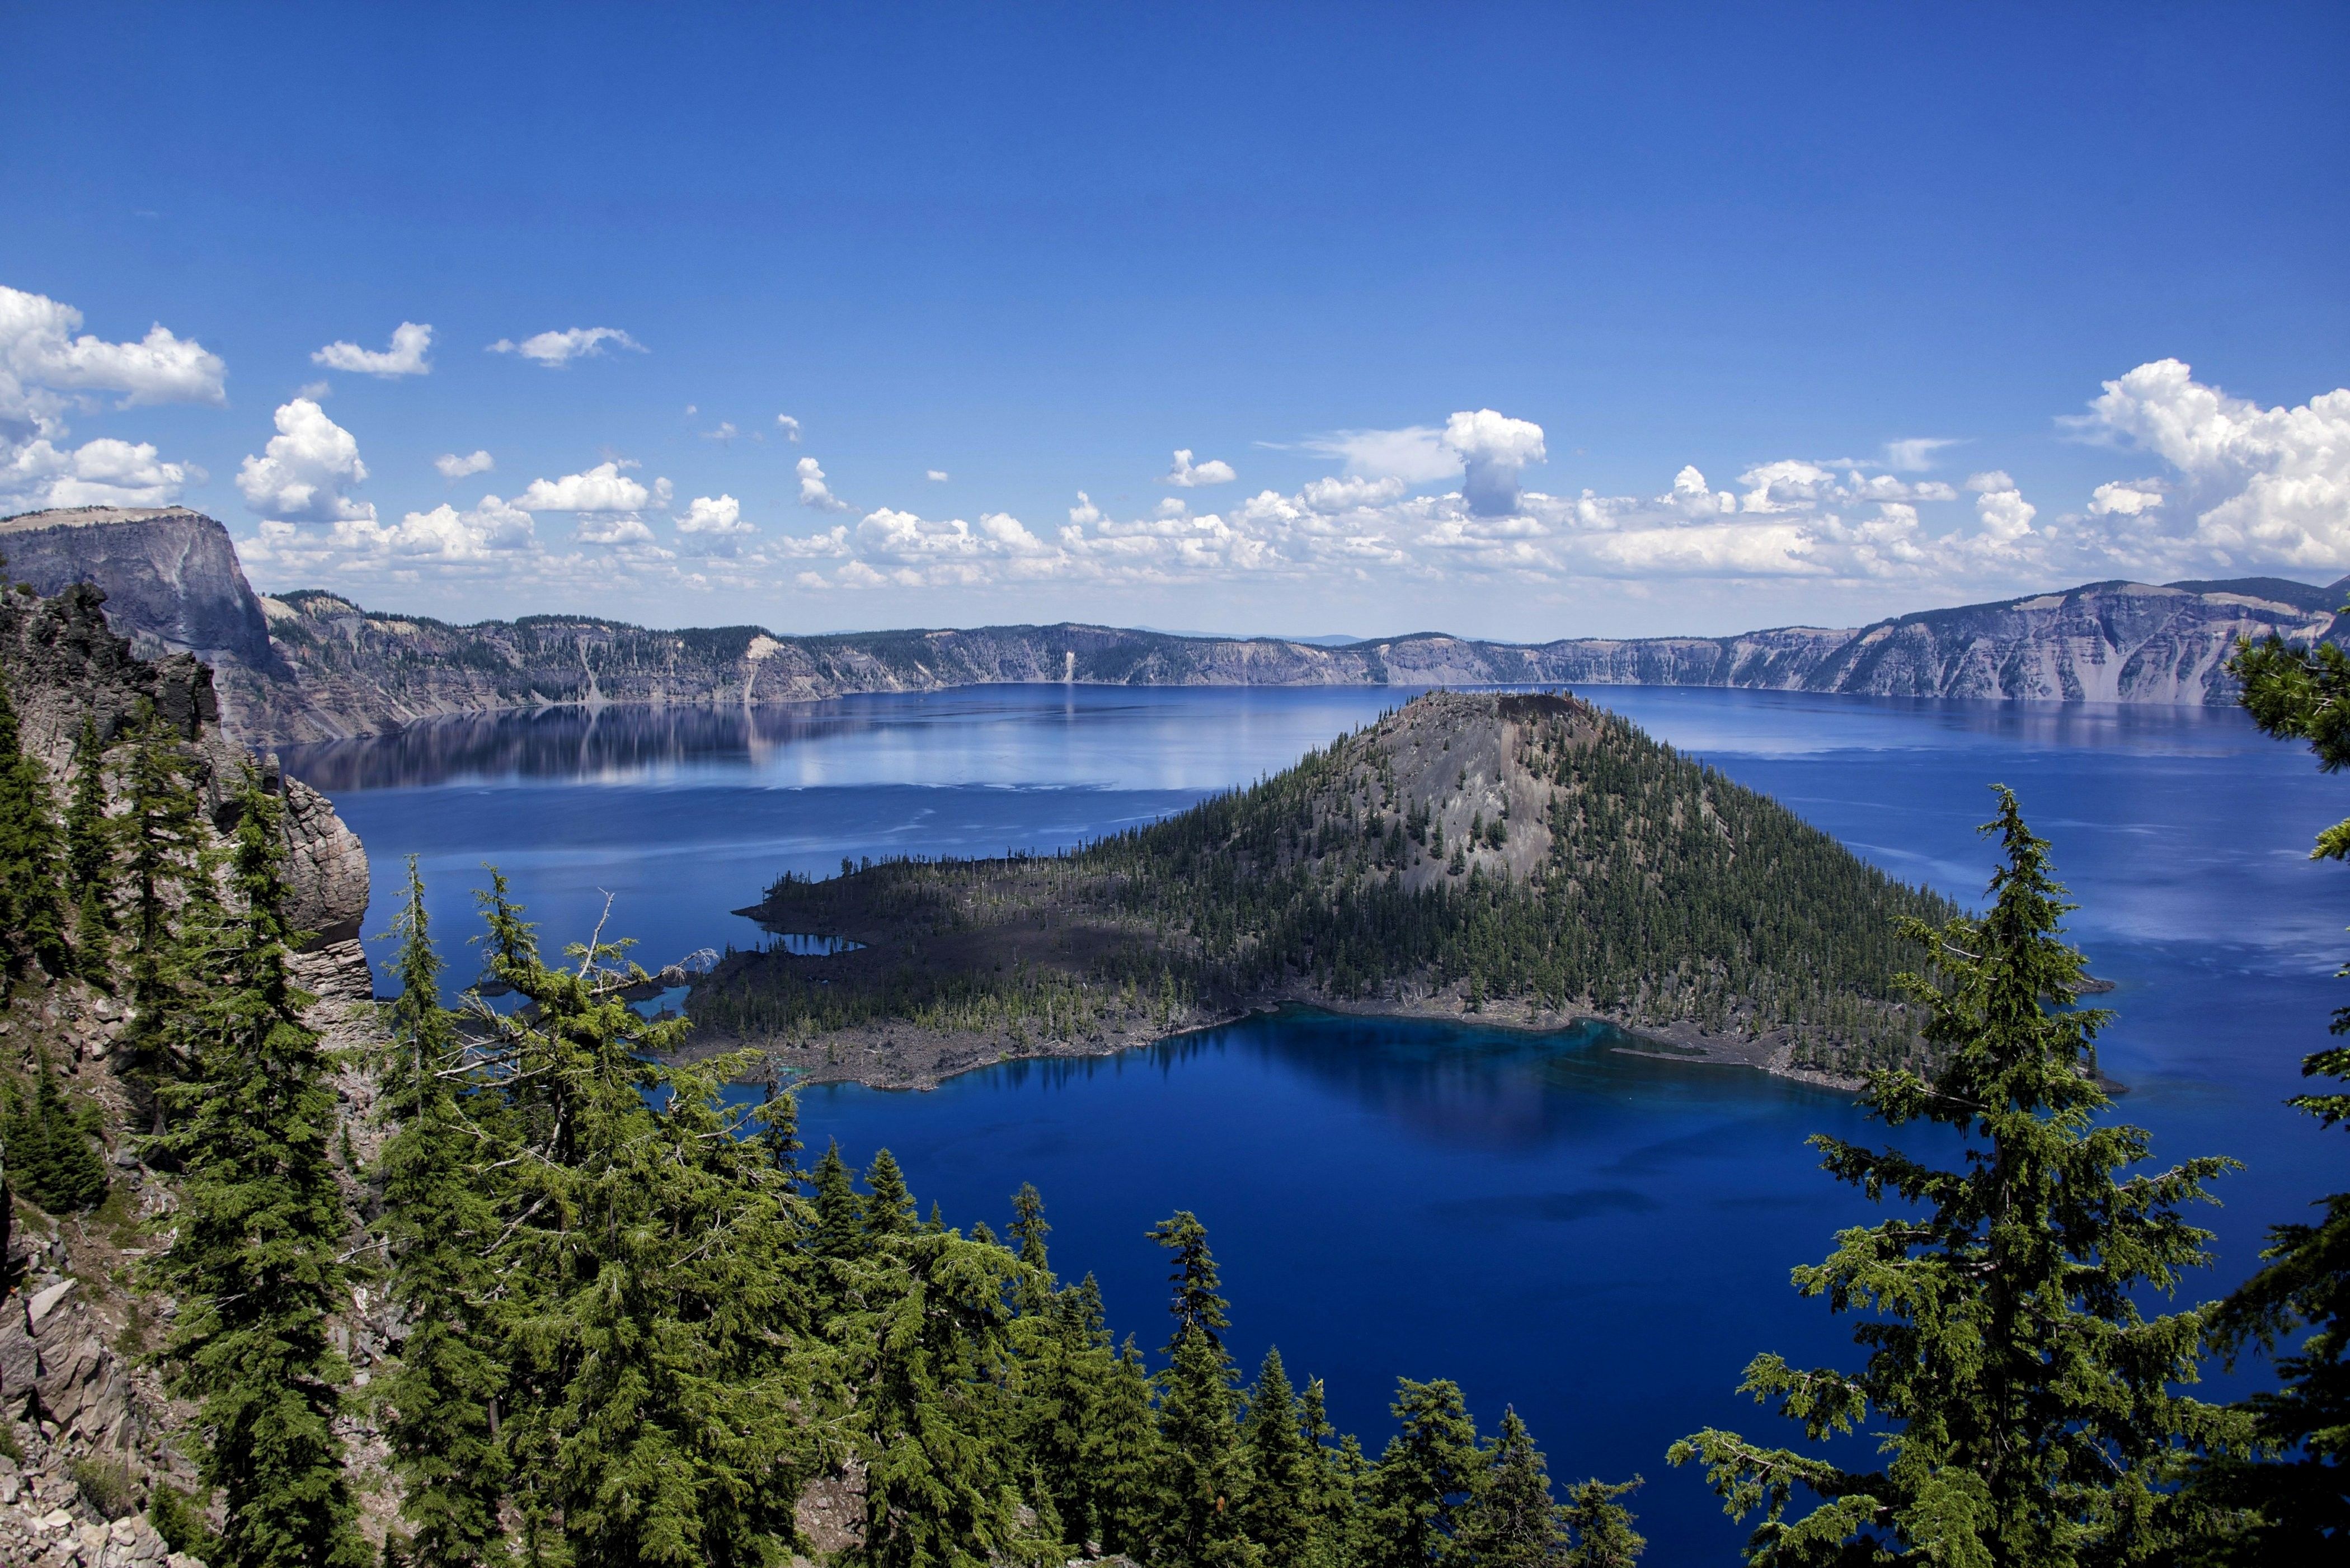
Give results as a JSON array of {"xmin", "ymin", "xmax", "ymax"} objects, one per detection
[{"xmin": 6, "ymin": 507, "xmax": 2343, "ymax": 745}]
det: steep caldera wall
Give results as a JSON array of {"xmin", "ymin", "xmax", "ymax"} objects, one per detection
[{"xmin": 8, "ymin": 506, "xmax": 2343, "ymax": 746}]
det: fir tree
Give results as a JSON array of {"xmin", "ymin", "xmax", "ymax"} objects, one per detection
[
  {"xmin": 865, "ymin": 1148, "xmax": 918, "ymax": 1240},
  {"xmin": 1145, "ymin": 1211, "xmax": 1259, "ymax": 1567},
  {"xmin": 1453, "ymin": 1409, "xmax": 1567, "ymax": 1567},
  {"xmin": 0, "ymin": 669, "xmax": 69, "ymax": 990},
  {"xmin": 469, "ymin": 876, "xmax": 814, "ymax": 1568},
  {"xmin": 64, "ymin": 715, "xmax": 116, "ymax": 982},
  {"xmin": 3, "ymin": 1051, "xmax": 110, "ymax": 1213},
  {"xmin": 2188, "ymin": 632, "xmax": 2350, "ymax": 1550},
  {"xmin": 812, "ymin": 1139, "xmax": 867, "ymax": 1260},
  {"xmin": 118, "ymin": 706, "xmax": 205, "ymax": 1122},
  {"xmin": 372, "ymin": 860, "xmax": 509, "ymax": 1567},
  {"xmin": 1558, "ymin": 1476, "xmax": 1646, "ymax": 1568},
  {"xmin": 150, "ymin": 768, "xmax": 370, "ymax": 1568},
  {"xmin": 1238, "ymin": 1348, "xmax": 1321, "ymax": 1566},
  {"xmin": 1367, "ymin": 1378, "xmax": 1483, "ymax": 1568},
  {"xmin": 1671, "ymin": 788, "xmax": 2244, "ymax": 1565},
  {"xmin": 1084, "ymin": 1334, "xmax": 1164, "ymax": 1558}
]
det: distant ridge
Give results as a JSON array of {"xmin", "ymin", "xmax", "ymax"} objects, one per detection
[{"xmin": 4, "ymin": 505, "xmax": 2343, "ymax": 745}]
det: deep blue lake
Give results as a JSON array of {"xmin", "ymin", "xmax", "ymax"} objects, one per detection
[{"xmin": 281, "ymin": 685, "xmax": 2350, "ymax": 1561}]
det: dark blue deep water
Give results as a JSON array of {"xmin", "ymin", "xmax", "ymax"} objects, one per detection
[{"xmin": 281, "ymin": 685, "xmax": 2350, "ymax": 1562}]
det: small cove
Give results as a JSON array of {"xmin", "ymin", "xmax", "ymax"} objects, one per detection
[{"xmin": 282, "ymin": 682, "xmax": 2350, "ymax": 1561}]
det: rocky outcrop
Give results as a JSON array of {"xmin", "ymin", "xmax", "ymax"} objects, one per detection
[
  {"xmin": 8, "ymin": 507, "xmax": 2347, "ymax": 746},
  {"xmin": 1, "ymin": 576, "xmax": 372, "ymax": 954}
]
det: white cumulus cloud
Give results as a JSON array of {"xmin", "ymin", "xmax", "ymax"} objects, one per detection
[
  {"xmin": 2074, "ymin": 357, "xmax": 2350, "ymax": 571},
  {"xmin": 487, "ymin": 326, "xmax": 645, "ymax": 367},
  {"xmin": 676, "ymin": 494, "xmax": 751, "ymax": 535},
  {"xmin": 516, "ymin": 461, "xmax": 653, "ymax": 512},
  {"xmin": 1164, "ymin": 449, "xmax": 1237, "ymax": 487},
  {"xmin": 776, "ymin": 415, "xmax": 801, "ymax": 442},
  {"xmin": 435, "ymin": 449, "xmax": 494, "ymax": 479},
  {"xmin": 1300, "ymin": 425, "xmax": 1461, "ymax": 484},
  {"xmin": 799, "ymin": 456, "xmax": 851, "ymax": 512},
  {"xmin": 1442, "ymin": 409, "xmax": 1548, "ymax": 517},
  {"xmin": 237, "ymin": 398, "xmax": 374, "ymax": 523},
  {"xmin": 1, "ymin": 283, "xmax": 225, "ymax": 444},
  {"xmin": 1, "ymin": 436, "xmax": 201, "ymax": 511},
  {"xmin": 927, "ymin": 469, "xmax": 950, "ymax": 483},
  {"xmin": 312, "ymin": 321, "xmax": 433, "ymax": 377}
]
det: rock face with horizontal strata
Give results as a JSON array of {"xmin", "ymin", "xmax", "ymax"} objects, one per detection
[{"xmin": 7, "ymin": 507, "xmax": 2345, "ymax": 745}]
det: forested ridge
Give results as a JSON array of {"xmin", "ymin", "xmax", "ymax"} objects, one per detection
[{"xmin": 697, "ymin": 691, "xmax": 1957, "ymax": 1082}]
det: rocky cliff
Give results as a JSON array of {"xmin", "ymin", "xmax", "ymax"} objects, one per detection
[{"xmin": 8, "ymin": 506, "xmax": 2343, "ymax": 745}]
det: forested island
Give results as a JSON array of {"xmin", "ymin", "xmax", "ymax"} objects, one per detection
[{"xmin": 694, "ymin": 690, "xmax": 1956, "ymax": 1089}]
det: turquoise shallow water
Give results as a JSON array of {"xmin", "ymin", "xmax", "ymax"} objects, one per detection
[{"xmin": 283, "ymin": 684, "xmax": 2350, "ymax": 1560}]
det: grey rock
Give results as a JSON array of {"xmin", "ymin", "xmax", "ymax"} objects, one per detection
[{"xmin": 25, "ymin": 1282, "xmax": 73, "ymax": 1334}]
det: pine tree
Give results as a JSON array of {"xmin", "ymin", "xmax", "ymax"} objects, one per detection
[
  {"xmin": 1145, "ymin": 1211, "xmax": 1259, "ymax": 1568},
  {"xmin": 3, "ymin": 1051, "xmax": 110, "ymax": 1213},
  {"xmin": 1367, "ymin": 1378, "xmax": 1483, "ymax": 1568},
  {"xmin": 64, "ymin": 715, "xmax": 116, "ymax": 982},
  {"xmin": 1670, "ymin": 788, "xmax": 2244, "ymax": 1565},
  {"xmin": 0, "ymin": 670, "xmax": 69, "ymax": 990},
  {"xmin": 1238, "ymin": 1348, "xmax": 1320, "ymax": 1566},
  {"xmin": 150, "ymin": 768, "xmax": 370, "ymax": 1568},
  {"xmin": 2189, "ymin": 632, "xmax": 2350, "ymax": 1550},
  {"xmin": 1453, "ymin": 1409, "xmax": 1567, "ymax": 1567},
  {"xmin": 372, "ymin": 859, "xmax": 509, "ymax": 1567},
  {"xmin": 1300, "ymin": 1378, "xmax": 1368, "ymax": 1566}
]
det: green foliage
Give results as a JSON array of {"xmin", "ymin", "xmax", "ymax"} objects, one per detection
[
  {"xmin": 150, "ymin": 1481, "xmax": 223, "ymax": 1562},
  {"xmin": 0, "ymin": 668, "xmax": 69, "ymax": 990},
  {"xmin": 2189, "ymin": 632, "xmax": 2350, "ymax": 1551},
  {"xmin": 65, "ymin": 715, "xmax": 117, "ymax": 982},
  {"xmin": 116, "ymin": 706, "xmax": 205, "ymax": 1122},
  {"xmin": 1366, "ymin": 1378, "xmax": 1483, "ymax": 1568},
  {"xmin": 150, "ymin": 767, "xmax": 370, "ymax": 1568},
  {"xmin": 370, "ymin": 859, "xmax": 508, "ymax": 1568},
  {"xmin": 1146, "ymin": 1211, "xmax": 1258, "ymax": 1567},
  {"xmin": 1671, "ymin": 789, "xmax": 2244, "ymax": 1566},
  {"xmin": 1558, "ymin": 1474, "xmax": 1647, "ymax": 1568},
  {"xmin": 4, "ymin": 1051, "xmax": 111, "ymax": 1213},
  {"xmin": 70, "ymin": 1453, "xmax": 143, "ymax": 1520},
  {"xmin": 1451, "ymin": 1409, "xmax": 1568, "ymax": 1567}
]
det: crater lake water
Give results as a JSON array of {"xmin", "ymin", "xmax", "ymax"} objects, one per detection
[{"xmin": 281, "ymin": 685, "xmax": 2350, "ymax": 1561}]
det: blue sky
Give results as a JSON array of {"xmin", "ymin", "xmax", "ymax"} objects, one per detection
[{"xmin": 4, "ymin": 3, "xmax": 2346, "ymax": 639}]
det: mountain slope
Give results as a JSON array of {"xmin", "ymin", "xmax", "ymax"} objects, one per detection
[
  {"xmin": 692, "ymin": 691, "xmax": 1958, "ymax": 1087},
  {"xmin": 8, "ymin": 506, "xmax": 2343, "ymax": 743}
]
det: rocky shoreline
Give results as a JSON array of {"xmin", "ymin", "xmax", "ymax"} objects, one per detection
[{"xmin": 677, "ymin": 983, "xmax": 1863, "ymax": 1097}]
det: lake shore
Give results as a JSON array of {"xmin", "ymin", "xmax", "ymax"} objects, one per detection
[{"xmin": 674, "ymin": 984, "xmax": 1861, "ymax": 1094}]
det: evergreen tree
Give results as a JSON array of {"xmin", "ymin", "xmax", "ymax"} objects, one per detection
[
  {"xmin": 372, "ymin": 860, "xmax": 509, "ymax": 1567},
  {"xmin": 1145, "ymin": 1211, "xmax": 1260, "ymax": 1567},
  {"xmin": 3, "ymin": 1051, "xmax": 110, "ymax": 1212},
  {"xmin": 0, "ymin": 670, "xmax": 69, "ymax": 989},
  {"xmin": 1300, "ymin": 1378, "xmax": 1370, "ymax": 1566},
  {"xmin": 150, "ymin": 768, "xmax": 370, "ymax": 1568},
  {"xmin": 64, "ymin": 715, "xmax": 116, "ymax": 981},
  {"xmin": 2189, "ymin": 632, "xmax": 2350, "ymax": 1550},
  {"xmin": 468, "ymin": 875, "xmax": 814, "ymax": 1568},
  {"xmin": 1082, "ymin": 1332, "xmax": 1162, "ymax": 1558},
  {"xmin": 812, "ymin": 1139, "xmax": 866, "ymax": 1260},
  {"xmin": 118, "ymin": 705, "xmax": 204, "ymax": 1121},
  {"xmin": 1368, "ymin": 1378, "xmax": 1483, "ymax": 1568},
  {"xmin": 865, "ymin": 1148, "xmax": 917, "ymax": 1240},
  {"xmin": 1557, "ymin": 1476, "xmax": 1646, "ymax": 1568},
  {"xmin": 1671, "ymin": 789, "xmax": 2243, "ymax": 1565},
  {"xmin": 838, "ymin": 1226, "xmax": 1033, "ymax": 1567},
  {"xmin": 1238, "ymin": 1348, "xmax": 1321, "ymax": 1566},
  {"xmin": 1453, "ymin": 1409, "xmax": 1567, "ymax": 1567}
]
